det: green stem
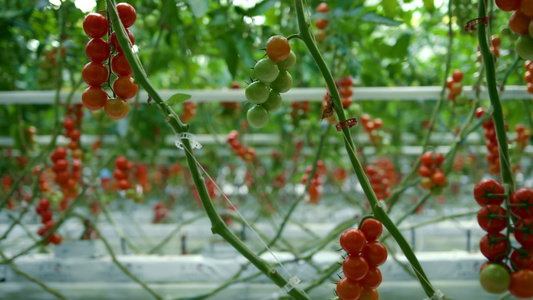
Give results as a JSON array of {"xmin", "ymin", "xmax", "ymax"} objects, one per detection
[
  {"xmin": 478, "ymin": 0, "xmax": 515, "ymax": 192},
  {"xmin": 106, "ymin": 1, "xmax": 309, "ymax": 298},
  {"xmin": 293, "ymin": 0, "xmax": 435, "ymax": 297}
]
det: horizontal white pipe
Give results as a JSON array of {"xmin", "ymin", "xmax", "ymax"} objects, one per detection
[{"xmin": 0, "ymin": 86, "xmax": 530, "ymax": 104}]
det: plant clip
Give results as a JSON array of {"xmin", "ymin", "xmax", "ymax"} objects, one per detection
[
  {"xmin": 465, "ymin": 15, "xmax": 495, "ymax": 32},
  {"xmin": 336, "ymin": 118, "xmax": 358, "ymax": 132},
  {"xmin": 281, "ymin": 276, "xmax": 301, "ymax": 294},
  {"xmin": 175, "ymin": 132, "xmax": 202, "ymax": 150}
]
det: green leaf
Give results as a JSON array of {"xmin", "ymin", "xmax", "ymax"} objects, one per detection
[
  {"xmin": 345, "ymin": 7, "xmax": 365, "ymax": 17},
  {"xmin": 246, "ymin": 0, "xmax": 277, "ymax": 16},
  {"xmin": 167, "ymin": 93, "xmax": 191, "ymax": 104},
  {"xmin": 360, "ymin": 12, "xmax": 401, "ymax": 26},
  {"xmin": 185, "ymin": 0, "xmax": 209, "ymax": 18},
  {"xmin": 423, "ymin": 0, "xmax": 435, "ymax": 13}
]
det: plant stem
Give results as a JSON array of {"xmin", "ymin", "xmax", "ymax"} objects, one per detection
[
  {"xmin": 293, "ymin": 0, "xmax": 435, "ymax": 297},
  {"xmin": 106, "ymin": 1, "xmax": 309, "ymax": 298},
  {"xmin": 477, "ymin": 0, "xmax": 515, "ymax": 193}
]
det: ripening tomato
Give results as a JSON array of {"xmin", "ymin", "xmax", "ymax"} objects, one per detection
[
  {"xmin": 432, "ymin": 171, "xmax": 446, "ymax": 186},
  {"xmin": 315, "ymin": 18, "xmax": 328, "ymax": 30},
  {"xmin": 340, "ymin": 228, "xmax": 367, "ymax": 255},
  {"xmin": 82, "ymin": 86, "xmax": 107, "ymax": 110},
  {"xmin": 336, "ymin": 277, "xmax": 362, "ymax": 300},
  {"xmin": 452, "ymin": 69, "xmax": 464, "ymax": 82},
  {"xmin": 111, "ymin": 53, "xmax": 133, "ymax": 76},
  {"xmin": 509, "ymin": 11, "xmax": 532, "ymax": 35},
  {"xmin": 83, "ymin": 13, "xmax": 109, "ymax": 38},
  {"xmin": 113, "ymin": 76, "xmax": 138, "ymax": 99},
  {"xmin": 104, "ymin": 97, "xmax": 129, "ymax": 120},
  {"xmin": 316, "ymin": 2, "xmax": 329, "ymax": 13},
  {"xmin": 115, "ymin": 156, "xmax": 128, "ymax": 171},
  {"xmin": 266, "ymin": 35, "xmax": 291, "ymax": 62}
]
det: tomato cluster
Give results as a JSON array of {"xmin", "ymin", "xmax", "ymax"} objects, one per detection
[
  {"xmin": 360, "ymin": 114, "xmax": 384, "ymax": 145},
  {"xmin": 418, "ymin": 151, "xmax": 446, "ymax": 191},
  {"xmin": 496, "ymin": 0, "xmax": 533, "ymax": 59},
  {"xmin": 523, "ymin": 60, "xmax": 533, "ymax": 94},
  {"xmin": 514, "ymin": 123, "xmax": 531, "ymax": 149},
  {"xmin": 446, "ymin": 69, "xmax": 468, "ymax": 105},
  {"xmin": 474, "ymin": 178, "xmax": 533, "ymax": 298},
  {"xmin": 476, "ymin": 108, "xmax": 508, "ymax": 175},
  {"xmin": 35, "ymin": 198, "xmax": 63, "ymax": 245},
  {"xmin": 315, "ymin": 3, "xmax": 329, "ymax": 42},
  {"xmin": 221, "ymin": 81, "xmax": 241, "ymax": 116},
  {"xmin": 245, "ymin": 35, "xmax": 295, "ymax": 128},
  {"xmin": 227, "ymin": 130, "xmax": 256, "ymax": 163},
  {"xmin": 301, "ymin": 160, "xmax": 327, "ymax": 204},
  {"xmin": 476, "ymin": 36, "xmax": 501, "ymax": 62},
  {"xmin": 50, "ymin": 144, "xmax": 82, "ymax": 202},
  {"xmin": 153, "ymin": 201, "xmax": 170, "ymax": 224},
  {"xmin": 365, "ymin": 159, "xmax": 395, "ymax": 201},
  {"xmin": 336, "ymin": 219, "xmax": 386, "ymax": 300},
  {"xmin": 81, "ymin": 3, "xmax": 138, "ymax": 120},
  {"xmin": 181, "ymin": 101, "xmax": 198, "ymax": 123}
]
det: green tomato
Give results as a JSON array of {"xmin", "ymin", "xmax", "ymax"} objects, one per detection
[
  {"xmin": 262, "ymin": 90, "xmax": 282, "ymax": 113},
  {"xmin": 247, "ymin": 105, "xmax": 269, "ymax": 128},
  {"xmin": 270, "ymin": 71, "xmax": 293, "ymax": 93},
  {"xmin": 125, "ymin": 189, "xmax": 136, "ymax": 199},
  {"xmin": 348, "ymin": 103, "xmax": 362, "ymax": 116},
  {"xmin": 145, "ymin": 15, "xmax": 157, "ymax": 28},
  {"xmin": 254, "ymin": 58, "xmax": 279, "ymax": 83},
  {"xmin": 455, "ymin": 94, "xmax": 468, "ymax": 106},
  {"xmin": 245, "ymin": 81, "xmax": 270, "ymax": 104},
  {"xmin": 431, "ymin": 186, "xmax": 443, "ymax": 195},
  {"xmin": 479, "ymin": 264, "xmax": 510, "ymax": 294},
  {"xmin": 134, "ymin": 194, "xmax": 144, "ymax": 204},
  {"xmin": 277, "ymin": 50, "xmax": 296, "ymax": 71},
  {"xmin": 517, "ymin": 35, "xmax": 533, "ymax": 60}
]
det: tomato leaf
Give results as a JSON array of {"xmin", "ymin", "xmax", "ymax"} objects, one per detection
[
  {"xmin": 166, "ymin": 93, "xmax": 191, "ymax": 104},
  {"xmin": 185, "ymin": 0, "xmax": 209, "ymax": 18},
  {"xmin": 360, "ymin": 12, "xmax": 401, "ymax": 26},
  {"xmin": 246, "ymin": 0, "xmax": 277, "ymax": 16}
]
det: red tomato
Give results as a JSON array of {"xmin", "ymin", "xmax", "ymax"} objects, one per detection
[
  {"xmin": 113, "ymin": 76, "xmax": 138, "ymax": 99},
  {"xmin": 115, "ymin": 156, "xmax": 129, "ymax": 171},
  {"xmin": 477, "ymin": 205, "xmax": 507, "ymax": 233},
  {"xmin": 116, "ymin": 2, "xmax": 137, "ymax": 28},
  {"xmin": 514, "ymin": 218, "xmax": 533, "ymax": 249},
  {"xmin": 340, "ymin": 228, "xmax": 367, "ymax": 255},
  {"xmin": 82, "ymin": 62, "xmax": 108, "ymax": 87},
  {"xmin": 510, "ymin": 188, "xmax": 533, "ymax": 219},
  {"xmin": 362, "ymin": 241, "xmax": 388, "ymax": 267},
  {"xmin": 359, "ymin": 219, "xmax": 383, "ymax": 242},
  {"xmin": 342, "ymin": 254, "xmax": 369, "ymax": 281},
  {"xmin": 359, "ymin": 267, "xmax": 382, "ymax": 289},
  {"xmin": 336, "ymin": 277, "xmax": 362, "ymax": 300},
  {"xmin": 479, "ymin": 233, "xmax": 509, "ymax": 262},
  {"xmin": 473, "ymin": 179, "xmax": 505, "ymax": 206},
  {"xmin": 509, "ymin": 269, "xmax": 533, "ymax": 298},
  {"xmin": 359, "ymin": 288, "xmax": 379, "ymax": 300},
  {"xmin": 83, "ymin": 13, "xmax": 109, "ymax": 39},
  {"xmin": 85, "ymin": 38, "xmax": 110, "ymax": 63}
]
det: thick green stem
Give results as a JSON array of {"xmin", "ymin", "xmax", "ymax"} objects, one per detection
[
  {"xmin": 106, "ymin": 1, "xmax": 308, "ymax": 298},
  {"xmin": 478, "ymin": 0, "xmax": 515, "ymax": 192},
  {"xmin": 293, "ymin": 0, "xmax": 435, "ymax": 297}
]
